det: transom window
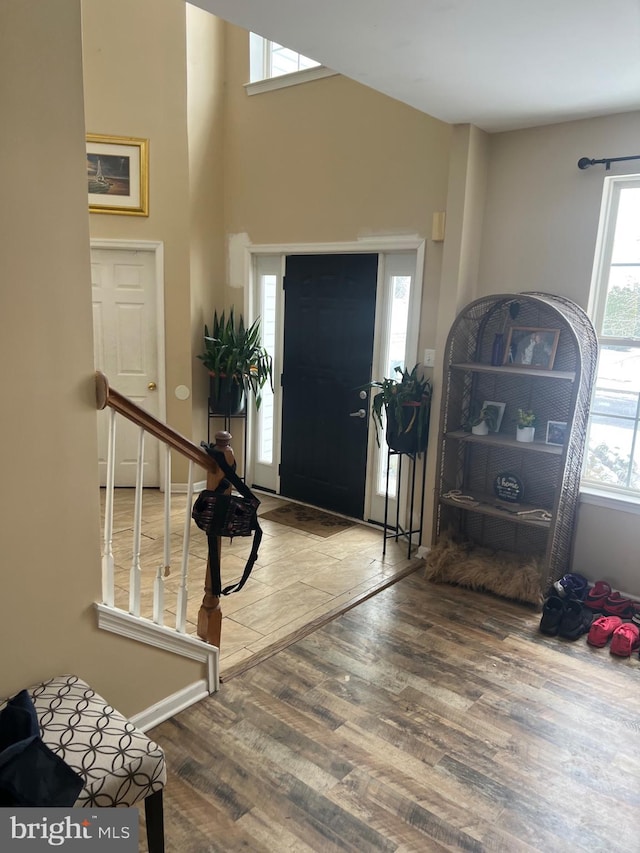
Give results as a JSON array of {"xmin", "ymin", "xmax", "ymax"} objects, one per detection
[
  {"xmin": 249, "ymin": 33, "xmax": 320, "ymax": 83},
  {"xmin": 584, "ymin": 175, "xmax": 640, "ymax": 496}
]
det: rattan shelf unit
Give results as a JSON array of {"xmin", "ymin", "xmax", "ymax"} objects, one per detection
[{"xmin": 433, "ymin": 292, "xmax": 597, "ymax": 589}]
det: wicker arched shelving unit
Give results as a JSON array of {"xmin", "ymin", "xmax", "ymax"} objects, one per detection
[{"xmin": 432, "ymin": 292, "xmax": 597, "ymax": 592}]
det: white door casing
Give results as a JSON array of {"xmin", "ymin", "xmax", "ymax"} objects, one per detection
[
  {"xmin": 91, "ymin": 240, "xmax": 165, "ymax": 487},
  {"xmin": 247, "ymin": 237, "xmax": 424, "ymax": 526}
]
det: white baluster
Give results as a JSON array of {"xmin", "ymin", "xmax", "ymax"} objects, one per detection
[
  {"xmin": 129, "ymin": 427, "xmax": 145, "ymax": 616},
  {"xmin": 176, "ymin": 460, "xmax": 195, "ymax": 633},
  {"xmin": 153, "ymin": 446, "xmax": 171, "ymax": 625},
  {"xmin": 101, "ymin": 408, "xmax": 117, "ymax": 607}
]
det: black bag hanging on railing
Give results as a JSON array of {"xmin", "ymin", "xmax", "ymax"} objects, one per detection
[{"xmin": 192, "ymin": 443, "xmax": 262, "ymax": 596}]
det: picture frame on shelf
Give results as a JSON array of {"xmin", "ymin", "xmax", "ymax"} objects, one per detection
[
  {"xmin": 546, "ymin": 420, "xmax": 567, "ymax": 446},
  {"xmin": 86, "ymin": 133, "xmax": 149, "ymax": 216},
  {"xmin": 503, "ymin": 326, "xmax": 560, "ymax": 369},
  {"xmin": 481, "ymin": 400, "xmax": 506, "ymax": 432}
]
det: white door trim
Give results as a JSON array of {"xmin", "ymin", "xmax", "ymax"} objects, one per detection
[
  {"xmin": 91, "ymin": 238, "xmax": 167, "ymax": 484},
  {"xmin": 243, "ymin": 236, "xmax": 425, "ymax": 521}
]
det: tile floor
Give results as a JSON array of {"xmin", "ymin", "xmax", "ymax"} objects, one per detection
[{"xmin": 104, "ymin": 488, "xmax": 418, "ymax": 673}]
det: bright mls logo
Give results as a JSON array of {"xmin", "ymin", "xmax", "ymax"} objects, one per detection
[{"xmin": 0, "ymin": 809, "xmax": 137, "ymax": 850}]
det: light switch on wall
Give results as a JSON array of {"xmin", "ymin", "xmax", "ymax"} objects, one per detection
[{"xmin": 423, "ymin": 348, "xmax": 436, "ymax": 367}]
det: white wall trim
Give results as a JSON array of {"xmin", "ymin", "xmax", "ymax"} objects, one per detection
[
  {"xmin": 248, "ymin": 236, "xmax": 425, "ymax": 256},
  {"xmin": 95, "ymin": 603, "xmax": 219, "ymax": 693},
  {"xmin": 245, "ymin": 66, "xmax": 338, "ymax": 96},
  {"xmin": 580, "ymin": 487, "xmax": 640, "ymax": 516},
  {"xmin": 130, "ymin": 679, "xmax": 209, "ymax": 732},
  {"xmin": 247, "ymin": 236, "xmax": 426, "ymax": 522},
  {"xmin": 172, "ymin": 479, "xmax": 206, "ymax": 494}
]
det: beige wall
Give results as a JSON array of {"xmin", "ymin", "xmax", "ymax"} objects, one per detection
[
  {"xmin": 186, "ymin": 5, "xmax": 227, "ymax": 445},
  {"xmin": 0, "ymin": 0, "xmax": 201, "ymax": 715},
  {"xmin": 478, "ymin": 110, "xmax": 640, "ymax": 595},
  {"xmin": 8, "ymin": 2, "xmax": 635, "ymax": 717},
  {"xmin": 479, "ymin": 111, "xmax": 640, "ymax": 306},
  {"xmin": 82, "ymin": 0, "xmax": 196, "ymax": 470},
  {"xmin": 424, "ymin": 124, "xmax": 490, "ymax": 537},
  {"xmin": 222, "ymin": 23, "xmax": 452, "ymax": 336}
]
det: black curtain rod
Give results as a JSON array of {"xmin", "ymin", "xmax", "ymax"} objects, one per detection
[{"xmin": 578, "ymin": 154, "xmax": 640, "ymax": 171}]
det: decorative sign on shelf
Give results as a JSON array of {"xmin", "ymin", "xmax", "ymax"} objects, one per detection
[{"xmin": 493, "ymin": 471, "xmax": 524, "ymax": 504}]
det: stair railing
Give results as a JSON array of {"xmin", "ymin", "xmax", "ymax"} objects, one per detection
[{"xmin": 95, "ymin": 371, "xmax": 231, "ymax": 650}]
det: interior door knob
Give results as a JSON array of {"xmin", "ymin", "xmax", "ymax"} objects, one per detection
[
  {"xmin": 349, "ymin": 408, "xmax": 366, "ymax": 418},
  {"xmin": 148, "ymin": 381, "xmax": 157, "ymax": 391}
]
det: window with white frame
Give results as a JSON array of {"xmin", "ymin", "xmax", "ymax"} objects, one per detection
[
  {"xmin": 249, "ymin": 33, "xmax": 320, "ymax": 83},
  {"xmin": 584, "ymin": 175, "xmax": 640, "ymax": 496}
]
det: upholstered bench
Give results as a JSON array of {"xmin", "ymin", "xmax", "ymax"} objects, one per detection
[{"xmin": 0, "ymin": 674, "xmax": 166, "ymax": 852}]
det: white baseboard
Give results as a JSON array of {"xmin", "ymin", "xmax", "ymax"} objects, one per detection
[
  {"xmin": 172, "ymin": 480, "xmax": 206, "ymax": 494},
  {"xmin": 130, "ymin": 678, "xmax": 210, "ymax": 732}
]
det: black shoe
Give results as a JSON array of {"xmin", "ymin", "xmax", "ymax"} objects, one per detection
[
  {"xmin": 539, "ymin": 596, "xmax": 565, "ymax": 636},
  {"xmin": 558, "ymin": 599, "xmax": 593, "ymax": 640}
]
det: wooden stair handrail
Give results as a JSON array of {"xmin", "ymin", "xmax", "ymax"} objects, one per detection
[
  {"xmin": 95, "ymin": 371, "xmax": 217, "ymax": 472},
  {"xmin": 96, "ymin": 370, "xmax": 232, "ymax": 650}
]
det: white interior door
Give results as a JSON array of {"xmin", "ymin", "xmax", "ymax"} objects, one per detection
[{"xmin": 92, "ymin": 243, "xmax": 162, "ymax": 486}]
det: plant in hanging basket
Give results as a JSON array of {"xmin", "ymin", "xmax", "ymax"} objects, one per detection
[
  {"xmin": 198, "ymin": 308, "xmax": 273, "ymax": 413},
  {"xmin": 364, "ymin": 364, "xmax": 432, "ymax": 451}
]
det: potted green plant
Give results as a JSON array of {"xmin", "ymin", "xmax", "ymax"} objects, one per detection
[
  {"xmin": 198, "ymin": 308, "xmax": 273, "ymax": 415},
  {"xmin": 516, "ymin": 408, "xmax": 537, "ymax": 442},
  {"xmin": 466, "ymin": 404, "xmax": 500, "ymax": 436},
  {"xmin": 367, "ymin": 364, "xmax": 432, "ymax": 452}
]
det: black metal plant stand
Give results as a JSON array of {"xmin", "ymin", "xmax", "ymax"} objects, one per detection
[{"xmin": 383, "ymin": 448, "xmax": 427, "ymax": 558}]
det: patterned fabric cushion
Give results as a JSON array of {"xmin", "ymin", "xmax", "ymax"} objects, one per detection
[{"xmin": 2, "ymin": 675, "xmax": 166, "ymax": 808}]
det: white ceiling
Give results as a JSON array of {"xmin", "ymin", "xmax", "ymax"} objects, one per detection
[{"xmin": 191, "ymin": 0, "xmax": 640, "ymax": 132}]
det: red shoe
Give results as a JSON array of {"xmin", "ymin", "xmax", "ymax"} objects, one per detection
[
  {"xmin": 603, "ymin": 593, "xmax": 637, "ymax": 619},
  {"xmin": 584, "ymin": 580, "xmax": 612, "ymax": 611},
  {"xmin": 587, "ymin": 615, "xmax": 622, "ymax": 647},
  {"xmin": 610, "ymin": 623, "xmax": 640, "ymax": 657}
]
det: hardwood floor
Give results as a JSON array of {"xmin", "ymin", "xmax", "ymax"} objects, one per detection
[
  {"xmin": 143, "ymin": 574, "xmax": 640, "ymax": 852},
  {"xmin": 106, "ymin": 488, "xmax": 417, "ymax": 673}
]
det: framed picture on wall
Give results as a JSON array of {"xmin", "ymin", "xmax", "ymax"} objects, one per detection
[{"xmin": 86, "ymin": 134, "xmax": 149, "ymax": 216}]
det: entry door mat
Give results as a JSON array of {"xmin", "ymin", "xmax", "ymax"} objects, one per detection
[{"xmin": 260, "ymin": 502, "xmax": 355, "ymax": 538}]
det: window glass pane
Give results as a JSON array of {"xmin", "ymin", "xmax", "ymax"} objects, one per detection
[
  {"xmin": 250, "ymin": 33, "xmax": 320, "ymax": 82},
  {"xmin": 377, "ymin": 274, "xmax": 412, "ymax": 498},
  {"xmin": 257, "ymin": 275, "xmax": 277, "ymax": 464},
  {"xmin": 584, "ymin": 345, "xmax": 640, "ymax": 490},
  {"xmin": 596, "ymin": 345, "xmax": 640, "ymax": 394},
  {"xmin": 386, "ymin": 276, "xmax": 411, "ymax": 377},
  {"xmin": 602, "ymin": 268, "xmax": 640, "ymax": 338},
  {"xmin": 269, "ymin": 42, "xmax": 319, "ymax": 78},
  {"xmin": 586, "ymin": 178, "xmax": 640, "ymax": 495},
  {"xmin": 611, "ymin": 187, "xmax": 640, "ymax": 264},
  {"xmin": 585, "ymin": 415, "xmax": 636, "ymax": 488}
]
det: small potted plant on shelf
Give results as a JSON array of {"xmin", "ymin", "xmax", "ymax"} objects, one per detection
[
  {"xmin": 198, "ymin": 308, "xmax": 273, "ymax": 416},
  {"xmin": 465, "ymin": 404, "xmax": 500, "ymax": 436},
  {"xmin": 367, "ymin": 364, "xmax": 432, "ymax": 453},
  {"xmin": 516, "ymin": 408, "xmax": 537, "ymax": 442}
]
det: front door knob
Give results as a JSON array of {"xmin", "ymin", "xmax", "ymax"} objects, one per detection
[{"xmin": 349, "ymin": 408, "xmax": 366, "ymax": 418}]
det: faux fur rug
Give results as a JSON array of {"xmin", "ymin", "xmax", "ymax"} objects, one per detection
[
  {"xmin": 260, "ymin": 503, "xmax": 355, "ymax": 538},
  {"xmin": 424, "ymin": 536, "xmax": 544, "ymax": 607}
]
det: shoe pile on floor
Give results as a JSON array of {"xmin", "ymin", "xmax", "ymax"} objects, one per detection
[{"xmin": 539, "ymin": 575, "xmax": 640, "ymax": 657}]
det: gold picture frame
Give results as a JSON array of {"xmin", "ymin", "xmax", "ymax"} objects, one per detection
[{"xmin": 86, "ymin": 134, "xmax": 148, "ymax": 216}]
